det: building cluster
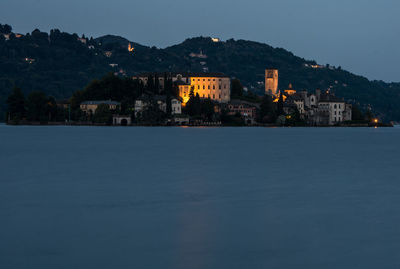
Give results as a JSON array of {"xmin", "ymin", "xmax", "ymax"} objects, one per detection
[
  {"xmin": 265, "ymin": 69, "xmax": 352, "ymax": 125},
  {"xmin": 133, "ymin": 72, "xmax": 231, "ymax": 104},
  {"xmin": 77, "ymin": 68, "xmax": 353, "ymax": 126}
]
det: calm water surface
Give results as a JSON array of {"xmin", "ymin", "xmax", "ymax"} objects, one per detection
[{"xmin": 1, "ymin": 125, "xmax": 400, "ymax": 269}]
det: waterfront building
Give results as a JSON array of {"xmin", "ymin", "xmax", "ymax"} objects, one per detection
[
  {"xmin": 226, "ymin": 101, "xmax": 257, "ymax": 124},
  {"xmin": 113, "ymin": 115, "xmax": 131, "ymax": 126},
  {"xmin": 80, "ymin": 100, "xmax": 120, "ymax": 114},
  {"xmin": 134, "ymin": 94, "xmax": 182, "ymax": 117}
]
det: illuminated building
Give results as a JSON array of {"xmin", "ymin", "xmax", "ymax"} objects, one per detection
[
  {"xmin": 265, "ymin": 69, "xmax": 279, "ymax": 95},
  {"xmin": 179, "ymin": 73, "xmax": 231, "ymax": 104},
  {"xmin": 134, "ymin": 72, "xmax": 231, "ymax": 104},
  {"xmin": 284, "ymin": 84, "xmax": 296, "ymax": 95}
]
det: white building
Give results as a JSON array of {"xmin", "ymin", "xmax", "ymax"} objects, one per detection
[{"xmin": 134, "ymin": 95, "xmax": 182, "ymax": 117}]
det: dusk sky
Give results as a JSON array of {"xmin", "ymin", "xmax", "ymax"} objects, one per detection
[{"xmin": 1, "ymin": 0, "xmax": 399, "ymax": 82}]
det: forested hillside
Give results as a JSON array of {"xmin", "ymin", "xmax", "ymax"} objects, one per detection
[{"xmin": 1, "ymin": 23, "xmax": 399, "ymax": 121}]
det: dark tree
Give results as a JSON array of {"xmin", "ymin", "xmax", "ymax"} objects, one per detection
[
  {"xmin": 0, "ymin": 24, "xmax": 12, "ymax": 34},
  {"xmin": 277, "ymin": 92, "xmax": 284, "ymax": 116},
  {"xmin": 154, "ymin": 73, "xmax": 160, "ymax": 93},
  {"xmin": 93, "ymin": 104, "xmax": 112, "ymax": 124},
  {"xmin": 231, "ymin": 79, "xmax": 243, "ymax": 97},
  {"xmin": 26, "ymin": 91, "xmax": 48, "ymax": 121},
  {"xmin": 365, "ymin": 109, "xmax": 374, "ymax": 122},
  {"xmin": 6, "ymin": 87, "xmax": 26, "ymax": 121},
  {"xmin": 351, "ymin": 105, "xmax": 364, "ymax": 121},
  {"xmin": 147, "ymin": 74, "xmax": 155, "ymax": 92},
  {"xmin": 258, "ymin": 95, "xmax": 277, "ymax": 123}
]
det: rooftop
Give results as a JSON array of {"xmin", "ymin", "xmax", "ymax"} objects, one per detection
[{"xmin": 81, "ymin": 100, "xmax": 120, "ymax": 105}]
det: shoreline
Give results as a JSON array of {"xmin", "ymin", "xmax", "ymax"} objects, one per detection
[{"xmin": 3, "ymin": 122, "xmax": 394, "ymax": 128}]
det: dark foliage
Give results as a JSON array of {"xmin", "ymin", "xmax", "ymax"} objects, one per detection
[{"xmin": 1, "ymin": 25, "xmax": 400, "ymax": 121}]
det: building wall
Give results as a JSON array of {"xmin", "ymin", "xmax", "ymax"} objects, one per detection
[
  {"xmin": 188, "ymin": 77, "xmax": 230, "ymax": 103},
  {"xmin": 80, "ymin": 103, "xmax": 118, "ymax": 114},
  {"xmin": 344, "ymin": 104, "xmax": 352, "ymax": 121},
  {"xmin": 294, "ymin": 100, "xmax": 305, "ymax": 114},
  {"xmin": 171, "ymin": 99, "xmax": 182, "ymax": 115},
  {"xmin": 265, "ymin": 69, "xmax": 278, "ymax": 95},
  {"xmin": 227, "ymin": 104, "xmax": 256, "ymax": 119},
  {"xmin": 319, "ymin": 102, "xmax": 346, "ymax": 125},
  {"xmin": 179, "ymin": 77, "xmax": 231, "ymax": 104}
]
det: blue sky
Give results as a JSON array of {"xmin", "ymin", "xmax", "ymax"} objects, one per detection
[{"xmin": 1, "ymin": 0, "xmax": 399, "ymax": 82}]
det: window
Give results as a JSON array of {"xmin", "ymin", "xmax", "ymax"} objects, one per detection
[
  {"xmin": 208, "ymin": 94, "xmax": 210, "ymax": 98},
  {"xmin": 213, "ymin": 85, "xmax": 215, "ymax": 90},
  {"xmin": 208, "ymin": 85, "xmax": 210, "ymax": 89},
  {"xmin": 219, "ymin": 94, "xmax": 221, "ymax": 99},
  {"xmin": 203, "ymin": 85, "xmax": 205, "ymax": 89},
  {"xmin": 219, "ymin": 85, "xmax": 221, "ymax": 90},
  {"xmin": 213, "ymin": 94, "xmax": 215, "ymax": 99}
]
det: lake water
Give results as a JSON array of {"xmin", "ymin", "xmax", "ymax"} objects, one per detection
[{"xmin": 1, "ymin": 125, "xmax": 400, "ymax": 269}]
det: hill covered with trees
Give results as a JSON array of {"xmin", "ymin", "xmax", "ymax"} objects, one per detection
[{"xmin": 1, "ymin": 23, "xmax": 399, "ymax": 121}]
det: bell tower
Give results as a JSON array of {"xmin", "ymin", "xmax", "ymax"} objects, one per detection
[{"xmin": 265, "ymin": 69, "xmax": 278, "ymax": 95}]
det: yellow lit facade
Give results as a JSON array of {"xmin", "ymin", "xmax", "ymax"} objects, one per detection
[
  {"xmin": 179, "ymin": 76, "xmax": 231, "ymax": 104},
  {"xmin": 265, "ymin": 69, "xmax": 279, "ymax": 95}
]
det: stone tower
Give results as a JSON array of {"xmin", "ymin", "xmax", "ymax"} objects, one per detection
[{"xmin": 265, "ymin": 69, "xmax": 278, "ymax": 95}]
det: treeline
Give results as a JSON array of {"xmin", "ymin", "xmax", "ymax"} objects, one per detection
[
  {"xmin": 0, "ymin": 24, "xmax": 12, "ymax": 34},
  {"xmin": 6, "ymin": 87, "xmax": 68, "ymax": 123}
]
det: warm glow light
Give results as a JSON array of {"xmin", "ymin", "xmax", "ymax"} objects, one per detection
[
  {"xmin": 128, "ymin": 43, "xmax": 134, "ymax": 52},
  {"xmin": 373, "ymin": 119, "xmax": 379, "ymax": 123}
]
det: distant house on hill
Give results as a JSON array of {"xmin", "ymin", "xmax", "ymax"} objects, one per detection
[{"xmin": 80, "ymin": 100, "xmax": 120, "ymax": 114}]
